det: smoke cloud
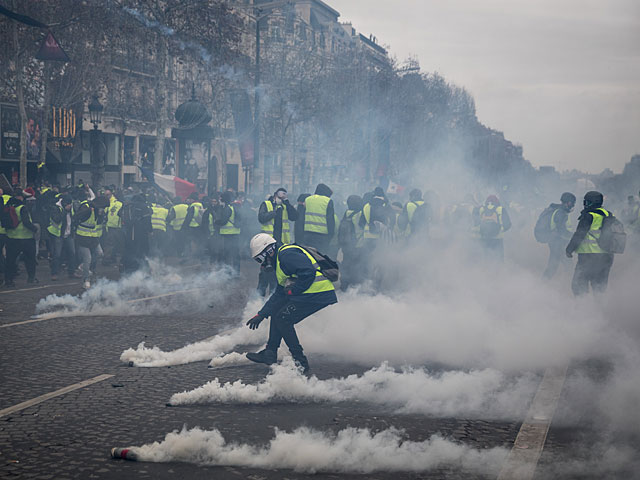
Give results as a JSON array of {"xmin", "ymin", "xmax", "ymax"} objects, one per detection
[
  {"xmin": 125, "ymin": 425, "xmax": 508, "ymax": 474},
  {"xmin": 169, "ymin": 357, "xmax": 538, "ymax": 420}
]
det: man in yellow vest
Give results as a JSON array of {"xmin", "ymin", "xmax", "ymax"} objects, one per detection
[
  {"xmin": 303, "ymin": 183, "xmax": 335, "ymax": 252},
  {"xmin": 339, "ymin": 194, "xmax": 364, "ymax": 291},
  {"xmin": 4, "ymin": 189, "xmax": 38, "ymax": 287},
  {"xmin": 0, "ymin": 188, "xmax": 11, "ymax": 286},
  {"xmin": 542, "ymin": 192, "xmax": 575, "ymax": 280},
  {"xmin": 183, "ymin": 192, "xmax": 204, "ymax": 257},
  {"xmin": 398, "ymin": 189, "xmax": 429, "ymax": 239},
  {"xmin": 166, "ymin": 197, "xmax": 189, "ymax": 258},
  {"xmin": 73, "ymin": 195, "xmax": 109, "ymax": 289},
  {"xmin": 472, "ymin": 195, "xmax": 512, "ymax": 262},
  {"xmin": 566, "ymin": 191, "xmax": 615, "ymax": 296},
  {"xmin": 246, "ymin": 233, "xmax": 338, "ymax": 373},
  {"xmin": 103, "ymin": 187, "xmax": 124, "ymax": 265},
  {"xmin": 257, "ymin": 188, "xmax": 298, "ymax": 296},
  {"xmin": 213, "ymin": 191, "xmax": 241, "ymax": 272},
  {"xmin": 149, "ymin": 193, "xmax": 169, "ymax": 257},
  {"xmin": 47, "ymin": 194, "xmax": 76, "ymax": 280}
]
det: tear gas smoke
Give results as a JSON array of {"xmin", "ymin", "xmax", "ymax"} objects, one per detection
[
  {"xmin": 208, "ymin": 352, "xmax": 252, "ymax": 369},
  {"xmin": 122, "ymin": 425, "xmax": 508, "ymax": 474},
  {"xmin": 120, "ymin": 299, "xmax": 264, "ymax": 367},
  {"xmin": 170, "ymin": 357, "xmax": 538, "ymax": 420},
  {"xmin": 35, "ymin": 261, "xmax": 234, "ymax": 321}
]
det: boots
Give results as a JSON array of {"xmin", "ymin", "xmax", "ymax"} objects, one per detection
[
  {"xmin": 293, "ymin": 355, "xmax": 310, "ymax": 374},
  {"xmin": 246, "ymin": 349, "xmax": 277, "ymax": 365}
]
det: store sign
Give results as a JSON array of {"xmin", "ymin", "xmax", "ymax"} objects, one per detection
[
  {"xmin": 1, "ymin": 105, "xmax": 20, "ymax": 159},
  {"xmin": 50, "ymin": 106, "xmax": 77, "ymax": 148}
]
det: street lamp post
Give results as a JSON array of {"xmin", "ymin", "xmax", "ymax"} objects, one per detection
[{"xmin": 88, "ymin": 94, "xmax": 105, "ymax": 188}]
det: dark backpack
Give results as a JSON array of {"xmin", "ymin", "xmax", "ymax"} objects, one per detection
[
  {"xmin": 534, "ymin": 206, "xmax": 557, "ymax": 243},
  {"xmin": 301, "ymin": 245, "xmax": 340, "ymax": 283},
  {"xmin": 1, "ymin": 205, "xmax": 19, "ymax": 230},
  {"xmin": 479, "ymin": 208, "xmax": 501, "ymax": 238},
  {"xmin": 596, "ymin": 212, "xmax": 626, "ymax": 254},
  {"xmin": 338, "ymin": 211, "xmax": 357, "ymax": 248}
]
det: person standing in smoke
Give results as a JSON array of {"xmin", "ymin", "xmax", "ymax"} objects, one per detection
[
  {"xmin": 214, "ymin": 191, "xmax": 241, "ymax": 272},
  {"xmin": 246, "ymin": 233, "xmax": 338, "ymax": 373},
  {"xmin": 257, "ymin": 188, "xmax": 298, "ymax": 296},
  {"xmin": 294, "ymin": 193, "xmax": 311, "ymax": 244},
  {"xmin": 303, "ymin": 183, "xmax": 335, "ymax": 253},
  {"xmin": 338, "ymin": 195, "xmax": 364, "ymax": 291},
  {"xmin": 120, "ymin": 194, "xmax": 153, "ymax": 273},
  {"xmin": 542, "ymin": 192, "xmax": 576, "ymax": 280},
  {"xmin": 472, "ymin": 195, "xmax": 511, "ymax": 262},
  {"xmin": 566, "ymin": 191, "xmax": 615, "ymax": 296},
  {"xmin": 73, "ymin": 194, "xmax": 108, "ymax": 289},
  {"xmin": 201, "ymin": 194, "xmax": 220, "ymax": 265}
]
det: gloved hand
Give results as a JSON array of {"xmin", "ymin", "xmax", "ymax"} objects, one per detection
[
  {"xmin": 565, "ymin": 250, "xmax": 573, "ymax": 259},
  {"xmin": 246, "ymin": 314, "xmax": 265, "ymax": 330},
  {"xmin": 286, "ymin": 288, "xmax": 293, "ymax": 296}
]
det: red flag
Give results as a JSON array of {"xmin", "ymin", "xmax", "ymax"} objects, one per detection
[{"xmin": 35, "ymin": 32, "xmax": 70, "ymax": 62}]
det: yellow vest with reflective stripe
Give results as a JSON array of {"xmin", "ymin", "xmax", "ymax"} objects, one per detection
[
  {"xmin": 76, "ymin": 202, "xmax": 101, "ymax": 238},
  {"xmin": 576, "ymin": 209, "xmax": 609, "ymax": 254},
  {"xmin": 151, "ymin": 204, "xmax": 168, "ymax": 232},
  {"xmin": 304, "ymin": 195, "xmax": 330, "ymax": 234},
  {"xmin": 362, "ymin": 203, "xmax": 379, "ymax": 239},
  {"xmin": 473, "ymin": 205, "xmax": 504, "ymax": 239},
  {"xmin": 47, "ymin": 205, "xmax": 63, "ymax": 237},
  {"xmin": 189, "ymin": 202, "xmax": 204, "ymax": 227},
  {"xmin": 7, "ymin": 205, "xmax": 34, "ymax": 239},
  {"xmin": 261, "ymin": 201, "xmax": 290, "ymax": 243},
  {"xmin": 550, "ymin": 208, "xmax": 571, "ymax": 231},
  {"xmin": 0, "ymin": 194, "xmax": 11, "ymax": 235},
  {"xmin": 106, "ymin": 198, "xmax": 122, "ymax": 229},
  {"xmin": 170, "ymin": 204, "xmax": 188, "ymax": 230},
  {"xmin": 405, "ymin": 200, "xmax": 424, "ymax": 236},
  {"xmin": 206, "ymin": 212, "xmax": 217, "ymax": 236},
  {"xmin": 219, "ymin": 205, "xmax": 240, "ymax": 235},
  {"xmin": 275, "ymin": 244, "xmax": 335, "ymax": 294}
]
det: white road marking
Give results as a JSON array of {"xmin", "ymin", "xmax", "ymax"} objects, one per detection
[
  {"xmin": 0, "ymin": 374, "xmax": 115, "ymax": 418},
  {"xmin": 497, "ymin": 364, "xmax": 568, "ymax": 480},
  {"xmin": 0, "ymin": 282, "xmax": 79, "ymax": 295},
  {"xmin": 1, "ymin": 287, "xmax": 209, "ymax": 328}
]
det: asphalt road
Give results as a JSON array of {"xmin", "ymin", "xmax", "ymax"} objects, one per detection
[{"xmin": 0, "ymin": 260, "xmax": 636, "ymax": 479}]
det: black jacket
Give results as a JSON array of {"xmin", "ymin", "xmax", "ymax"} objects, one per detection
[
  {"xmin": 566, "ymin": 207, "xmax": 608, "ymax": 254},
  {"xmin": 259, "ymin": 198, "xmax": 298, "ymax": 242}
]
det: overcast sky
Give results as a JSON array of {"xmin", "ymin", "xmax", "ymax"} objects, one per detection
[{"xmin": 330, "ymin": 0, "xmax": 640, "ymax": 173}]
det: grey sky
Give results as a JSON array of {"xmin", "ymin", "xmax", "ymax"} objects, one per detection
[{"xmin": 330, "ymin": 0, "xmax": 640, "ymax": 173}]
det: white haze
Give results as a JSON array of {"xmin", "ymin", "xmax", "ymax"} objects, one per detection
[
  {"xmin": 127, "ymin": 425, "xmax": 508, "ymax": 475},
  {"xmin": 170, "ymin": 357, "xmax": 538, "ymax": 420},
  {"xmin": 35, "ymin": 260, "xmax": 234, "ymax": 320}
]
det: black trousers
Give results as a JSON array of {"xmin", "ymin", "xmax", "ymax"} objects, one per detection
[
  {"xmin": 5, "ymin": 238, "xmax": 37, "ymax": 282},
  {"xmin": 340, "ymin": 246, "xmax": 364, "ymax": 291},
  {"xmin": 303, "ymin": 232, "xmax": 330, "ymax": 253},
  {"xmin": 0, "ymin": 233, "xmax": 7, "ymax": 277},
  {"xmin": 265, "ymin": 300, "xmax": 331, "ymax": 361},
  {"xmin": 571, "ymin": 253, "xmax": 614, "ymax": 296},
  {"xmin": 220, "ymin": 234, "xmax": 240, "ymax": 272}
]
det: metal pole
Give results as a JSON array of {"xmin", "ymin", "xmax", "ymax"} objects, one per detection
[{"xmin": 253, "ymin": 13, "xmax": 261, "ymax": 195}]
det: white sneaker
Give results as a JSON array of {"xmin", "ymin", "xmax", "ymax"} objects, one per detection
[{"xmin": 83, "ymin": 281, "xmax": 91, "ymax": 289}]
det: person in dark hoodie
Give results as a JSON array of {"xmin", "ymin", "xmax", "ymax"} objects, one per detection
[
  {"xmin": 566, "ymin": 191, "xmax": 615, "ymax": 296},
  {"xmin": 359, "ymin": 186, "xmax": 392, "ymax": 250},
  {"xmin": 339, "ymin": 194, "xmax": 364, "ymax": 291},
  {"xmin": 303, "ymin": 183, "xmax": 335, "ymax": 252},
  {"xmin": 542, "ymin": 192, "xmax": 575, "ymax": 280},
  {"xmin": 120, "ymin": 194, "xmax": 153, "ymax": 273},
  {"xmin": 294, "ymin": 193, "xmax": 311, "ymax": 244},
  {"xmin": 47, "ymin": 194, "xmax": 76, "ymax": 280},
  {"xmin": 73, "ymin": 194, "xmax": 109, "ymax": 289},
  {"xmin": 245, "ymin": 233, "xmax": 338, "ymax": 374},
  {"xmin": 4, "ymin": 189, "xmax": 38, "ymax": 287},
  {"xmin": 214, "ymin": 190, "xmax": 241, "ymax": 272}
]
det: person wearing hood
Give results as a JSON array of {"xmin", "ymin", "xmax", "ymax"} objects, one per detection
[
  {"xmin": 303, "ymin": 183, "xmax": 335, "ymax": 252},
  {"xmin": 566, "ymin": 191, "xmax": 615, "ymax": 296},
  {"xmin": 472, "ymin": 195, "xmax": 511, "ymax": 262},
  {"xmin": 359, "ymin": 186, "xmax": 392, "ymax": 248},
  {"xmin": 73, "ymin": 194, "xmax": 108, "ymax": 289},
  {"xmin": 4, "ymin": 189, "xmax": 38, "ymax": 287},
  {"xmin": 542, "ymin": 192, "xmax": 576, "ymax": 280}
]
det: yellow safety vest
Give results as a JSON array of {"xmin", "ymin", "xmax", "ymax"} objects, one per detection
[
  {"xmin": 76, "ymin": 202, "xmax": 101, "ymax": 238},
  {"xmin": 7, "ymin": 205, "xmax": 34, "ymax": 240},
  {"xmin": 576, "ymin": 208, "xmax": 609, "ymax": 254},
  {"xmin": 151, "ymin": 204, "xmax": 168, "ymax": 232},
  {"xmin": 0, "ymin": 194, "xmax": 11, "ymax": 235},
  {"xmin": 362, "ymin": 203, "xmax": 379, "ymax": 239},
  {"xmin": 550, "ymin": 208, "xmax": 571, "ymax": 231},
  {"xmin": 47, "ymin": 205, "xmax": 63, "ymax": 237},
  {"xmin": 304, "ymin": 195, "xmax": 330, "ymax": 234},
  {"xmin": 261, "ymin": 201, "xmax": 290, "ymax": 244},
  {"xmin": 275, "ymin": 244, "xmax": 335, "ymax": 294},
  {"xmin": 206, "ymin": 212, "xmax": 217, "ymax": 236},
  {"xmin": 405, "ymin": 200, "xmax": 424, "ymax": 236},
  {"xmin": 189, "ymin": 202, "xmax": 204, "ymax": 227},
  {"xmin": 219, "ymin": 205, "xmax": 240, "ymax": 235},
  {"xmin": 474, "ymin": 205, "xmax": 504, "ymax": 239},
  {"xmin": 106, "ymin": 197, "xmax": 123, "ymax": 229},
  {"xmin": 170, "ymin": 204, "xmax": 188, "ymax": 230}
]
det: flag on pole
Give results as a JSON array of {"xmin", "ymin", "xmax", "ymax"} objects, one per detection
[
  {"xmin": 140, "ymin": 167, "xmax": 195, "ymax": 200},
  {"xmin": 386, "ymin": 180, "xmax": 405, "ymax": 195}
]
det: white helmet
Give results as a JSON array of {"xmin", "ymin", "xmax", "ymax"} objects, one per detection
[{"xmin": 250, "ymin": 233, "xmax": 276, "ymax": 259}]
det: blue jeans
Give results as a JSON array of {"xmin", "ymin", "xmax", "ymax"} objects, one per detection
[
  {"xmin": 77, "ymin": 243, "xmax": 103, "ymax": 281},
  {"xmin": 49, "ymin": 234, "xmax": 76, "ymax": 276}
]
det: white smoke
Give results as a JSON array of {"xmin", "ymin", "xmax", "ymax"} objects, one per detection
[
  {"xmin": 120, "ymin": 299, "xmax": 265, "ymax": 367},
  {"xmin": 208, "ymin": 352, "xmax": 252, "ymax": 369},
  {"xmin": 126, "ymin": 425, "xmax": 508, "ymax": 475},
  {"xmin": 34, "ymin": 261, "xmax": 235, "ymax": 320},
  {"xmin": 169, "ymin": 358, "xmax": 538, "ymax": 419}
]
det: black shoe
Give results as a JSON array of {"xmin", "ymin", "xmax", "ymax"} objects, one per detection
[
  {"xmin": 27, "ymin": 277, "xmax": 39, "ymax": 284},
  {"xmin": 246, "ymin": 349, "xmax": 277, "ymax": 365},
  {"xmin": 293, "ymin": 356, "xmax": 310, "ymax": 374}
]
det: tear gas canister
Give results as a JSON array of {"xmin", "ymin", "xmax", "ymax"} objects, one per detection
[{"xmin": 111, "ymin": 447, "xmax": 138, "ymax": 461}]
